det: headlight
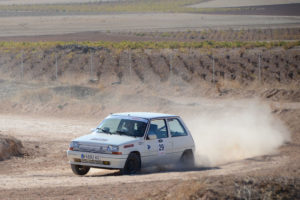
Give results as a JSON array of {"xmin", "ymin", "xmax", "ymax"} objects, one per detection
[
  {"xmin": 107, "ymin": 145, "xmax": 122, "ymax": 155},
  {"xmin": 107, "ymin": 145, "xmax": 119, "ymax": 152},
  {"xmin": 69, "ymin": 141, "xmax": 79, "ymax": 151}
]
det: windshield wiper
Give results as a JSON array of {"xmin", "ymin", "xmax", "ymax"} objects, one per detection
[
  {"xmin": 97, "ymin": 128, "xmax": 112, "ymax": 134},
  {"xmin": 116, "ymin": 130, "xmax": 127, "ymax": 135}
]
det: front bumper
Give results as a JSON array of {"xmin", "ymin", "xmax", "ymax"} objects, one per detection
[{"xmin": 67, "ymin": 150, "xmax": 127, "ymax": 169}]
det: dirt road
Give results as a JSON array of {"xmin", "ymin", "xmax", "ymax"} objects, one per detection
[
  {"xmin": 0, "ymin": 13, "xmax": 300, "ymax": 37},
  {"xmin": 0, "ymin": 99, "xmax": 299, "ymax": 199}
]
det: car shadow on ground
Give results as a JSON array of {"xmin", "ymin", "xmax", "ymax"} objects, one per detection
[{"xmin": 86, "ymin": 166, "xmax": 220, "ymax": 177}]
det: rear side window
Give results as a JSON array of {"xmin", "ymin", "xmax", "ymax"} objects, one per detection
[{"xmin": 167, "ymin": 118, "xmax": 187, "ymax": 137}]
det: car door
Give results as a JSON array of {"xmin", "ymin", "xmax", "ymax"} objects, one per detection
[{"xmin": 141, "ymin": 119, "xmax": 173, "ymax": 166}]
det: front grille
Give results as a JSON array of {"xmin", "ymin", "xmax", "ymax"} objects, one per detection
[{"xmin": 77, "ymin": 143, "xmax": 107, "ymax": 154}]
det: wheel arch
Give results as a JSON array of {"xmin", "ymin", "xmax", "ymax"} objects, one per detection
[
  {"xmin": 121, "ymin": 151, "xmax": 142, "ymax": 174},
  {"xmin": 125, "ymin": 151, "xmax": 141, "ymax": 166},
  {"xmin": 183, "ymin": 148, "xmax": 193, "ymax": 153},
  {"xmin": 131, "ymin": 151, "xmax": 141, "ymax": 166},
  {"xmin": 180, "ymin": 149, "xmax": 195, "ymax": 167},
  {"xmin": 181, "ymin": 149, "xmax": 194, "ymax": 158},
  {"xmin": 129, "ymin": 151, "xmax": 141, "ymax": 158}
]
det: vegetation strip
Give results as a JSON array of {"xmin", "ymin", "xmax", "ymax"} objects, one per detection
[{"xmin": 0, "ymin": 41, "xmax": 299, "ymax": 51}]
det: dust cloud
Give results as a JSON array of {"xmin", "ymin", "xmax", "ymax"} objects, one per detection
[{"xmin": 183, "ymin": 99, "xmax": 290, "ymax": 166}]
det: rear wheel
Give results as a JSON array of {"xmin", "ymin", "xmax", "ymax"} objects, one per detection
[
  {"xmin": 71, "ymin": 164, "xmax": 90, "ymax": 175},
  {"xmin": 121, "ymin": 153, "xmax": 141, "ymax": 175},
  {"xmin": 180, "ymin": 150, "xmax": 195, "ymax": 168}
]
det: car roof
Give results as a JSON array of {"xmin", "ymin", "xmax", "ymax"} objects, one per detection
[{"xmin": 111, "ymin": 112, "xmax": 178, "ymax": 120}]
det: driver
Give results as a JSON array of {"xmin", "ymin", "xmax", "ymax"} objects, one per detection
[
  {"xmin": 123, "ymin": 121, "xmax": 133, "ymax": 135},
  {"xmin": 135, "ymin": 122, "xmax": 146, "ymax": 137}
]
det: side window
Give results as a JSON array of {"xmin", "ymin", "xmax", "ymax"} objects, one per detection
[
  {"xmin": 167, "ymin": 118, "xmax": 187, "ymax": 137},
  {"xmin": 147, "ymin": 119, "xmax": 168, "ymax": 139}
]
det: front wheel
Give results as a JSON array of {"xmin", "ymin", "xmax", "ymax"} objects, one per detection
[
  {"xmin": 71, "ymin": 164, "xmax": 90, "ymax": 175},
  {"xmin": 121, "ymin": 153, "xmax": 141, "ymax": 175}
]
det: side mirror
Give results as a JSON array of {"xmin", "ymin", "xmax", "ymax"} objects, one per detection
[{"xmin": 147, "ymin": 134, "xmax": 157, "ymax": 140}]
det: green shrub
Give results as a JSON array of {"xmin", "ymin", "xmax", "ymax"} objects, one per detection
[{"xmin": 0, "ymin": 40, "xmax": 299, "ymax": 52}]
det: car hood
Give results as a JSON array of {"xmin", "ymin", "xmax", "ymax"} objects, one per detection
[{"xmin": 73, "ymin": 132, "xmax": 140, "ymax": 146}]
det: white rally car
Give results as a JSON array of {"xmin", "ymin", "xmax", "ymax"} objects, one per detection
[{"xmin": 67, "ymin": 112, "xmax": 195, "ymax": 175}]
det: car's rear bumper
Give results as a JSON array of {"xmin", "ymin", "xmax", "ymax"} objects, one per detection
[{"xmin": 67, "ymin": 150, "xmax": 127, "ymax": 169}]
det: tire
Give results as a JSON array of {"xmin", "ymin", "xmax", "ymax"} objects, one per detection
[
  {"xmin": 121, "ymin": 153, "xmax": 141, "ymax": 175},
  {"xmin": 71, "ymin": 164, "xmax": 90, "ymax": 175},
  {"xmin": 180, "ymin": 150, "xmax": 195, "ymax": 168}
]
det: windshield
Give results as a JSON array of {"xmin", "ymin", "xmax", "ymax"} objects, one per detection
[{"xmin": 96, "ymin": 117, "xmax": 148, "ymax": 137}]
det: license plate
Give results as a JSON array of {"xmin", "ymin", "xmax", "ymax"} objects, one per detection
[{"xmin": 81, "ymin": 153, "xmax": 101, "ymax": 161}]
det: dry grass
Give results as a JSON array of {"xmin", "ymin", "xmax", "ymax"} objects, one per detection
[{"xmin": 0, "ymin": 134, "xmax": 23, "ymax": 161}]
